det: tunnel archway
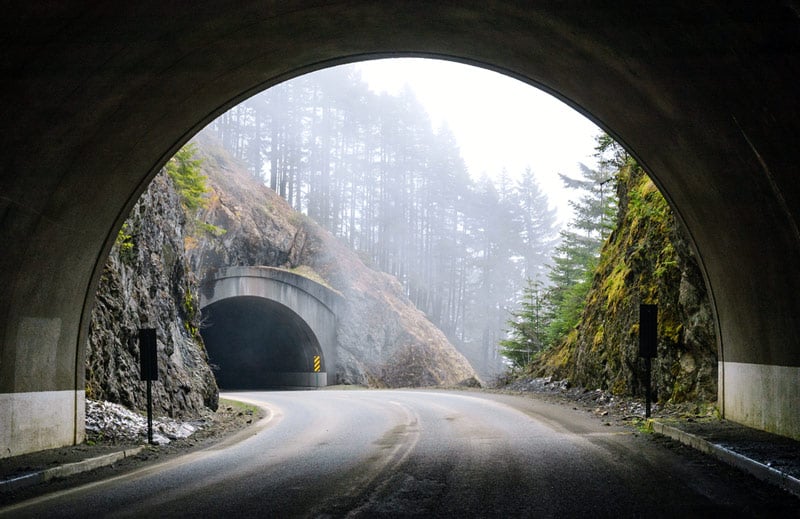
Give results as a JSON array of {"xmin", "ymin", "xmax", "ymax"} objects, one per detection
[
  {"xmin": 199, "ymin": 266, "xmax": 341, "ymax": 390},
  {"xmin": 201, "ymin": 296, "xmax": 325, "ymax": 389},
  {"xmin": 2, "ymin": 3, "xmax": 800, "ymax": 456}
]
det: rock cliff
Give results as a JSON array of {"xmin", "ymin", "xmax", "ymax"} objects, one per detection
[
  {"xmin": 535, "ymin": 164, "xmax": 717, "ymax": 403},
  {"xmin": 86, "ymin": 173, "xmax": 218, "ymax": 418},
  {"xmin": 86, "ymin": 128, "xmax": 478, "ymax": 414},
  {"xmin": 188, "ymin": 131, "xmax": 479, "ymax": 387}
]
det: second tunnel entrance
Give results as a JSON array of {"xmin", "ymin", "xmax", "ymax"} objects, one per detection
[
  {"xmin": 198, "ymin": 266, "xmax": 341, "ymax": 389},
  {"xmin": 201, "ymin": 296, "xmax": 324, "ymax": 389}
]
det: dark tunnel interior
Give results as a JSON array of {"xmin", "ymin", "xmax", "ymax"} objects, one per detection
[{"xmin": 200, "ymin": 296, "xmax": 323, "ymax": 389}]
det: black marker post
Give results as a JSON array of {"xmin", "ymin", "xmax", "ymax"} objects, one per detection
[
  {"xmin": 639, "ymin": 304, "xmax": 657, "ymax": 418},
  {"xmin": 139, "ymin": 328, "xmax": 158, "ymax": 444}
]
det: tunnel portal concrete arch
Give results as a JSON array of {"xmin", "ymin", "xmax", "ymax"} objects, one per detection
[
  {"xmin": 200, "ymin": 267, "xmax": 341, "ymax": 388},
  {"xmin": 2, "ymin": 3, "xmax": 800, "ymax": 456}
]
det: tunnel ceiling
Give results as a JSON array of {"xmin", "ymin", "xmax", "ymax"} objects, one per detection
[{"xmin": 201, "ymin": 297, "xmax": 322, "ymax": 389}]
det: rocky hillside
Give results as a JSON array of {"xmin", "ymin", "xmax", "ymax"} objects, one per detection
[
  {"xmin": 188, "ymin": 130, "xmax": 479, "ymax": 387},
  {"xmin": 86, "ymin": 173, "xmax": 218, "ymax": 418},
  {"xmin": 534, "ymin": 164, "xmax": 717, "ymax": 403}
]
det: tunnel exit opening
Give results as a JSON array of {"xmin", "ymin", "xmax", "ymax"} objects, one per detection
[
  {"xmin": 201, "ymin": 57, "xmax": 720, "ymax": 405},
  {"xmin": 87, "ymin": 53, "xmax": 718, "ymax": 420},
  {"xmin": 200, "ymin": 296, "xmax": 325, "ymax": 389}
]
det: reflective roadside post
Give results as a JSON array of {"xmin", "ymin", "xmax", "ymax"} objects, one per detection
[
  {"xmin": 639, "ymin": 304, "xmax": 657, "ymax": 418},
  {"xmin": 139, "ymin": 328, "xmax": 158, "ymax": 444}
]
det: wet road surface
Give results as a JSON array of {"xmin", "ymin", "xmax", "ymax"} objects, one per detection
[{"xmin": 1, "ymin": 389, "xmax": 798, "ymax": 517}]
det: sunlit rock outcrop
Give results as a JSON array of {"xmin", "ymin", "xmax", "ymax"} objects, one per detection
[{"xmin": 189, "ymin": 131, "xmax": 479, "ymax": 387}]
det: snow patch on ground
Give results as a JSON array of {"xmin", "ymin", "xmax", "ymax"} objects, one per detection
[{"xmin": 86, "ymin": 399, "xmax": 203, "ymax": 445}]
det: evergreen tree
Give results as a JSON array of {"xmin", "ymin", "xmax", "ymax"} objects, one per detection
[
  {"xmin": 500, "ymin": 278, "xmax": 548, "ymax": 367},
  {"xmin": 166, "ymin": 143, "xmax": 207, "ymax": 211},
  {"xmin": 165, "ymin": 143, "xmax": 226, "ymax": 239},
  {"xmin": 513, "ymin": 168, "xmax": 559, "ymax": 281},
  {"xmin": 545, "ymin": 135, "xmax": 619, "ymax": 345}
]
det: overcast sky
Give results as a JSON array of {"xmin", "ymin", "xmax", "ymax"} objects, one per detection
[{"xmin": 353, "ymin": 58, "xmax": 602, "ymax": 224}]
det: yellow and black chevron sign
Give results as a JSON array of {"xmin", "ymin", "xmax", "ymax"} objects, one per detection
[{"xmin": 313, "ymin": 355, "xmax": 321, "ymax": 372}]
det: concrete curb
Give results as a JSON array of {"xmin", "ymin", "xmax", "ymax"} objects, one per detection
[
  {"xmin": 0, "ymin": 446, "xmax": 145, "ymax": 492},
  {"xmin": 652, "ymin": 421, "xmax": 800, "ymax": 499}
]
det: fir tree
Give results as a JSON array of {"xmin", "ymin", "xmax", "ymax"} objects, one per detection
[
  {"xmin": 500, "ymin": 278, "xmax": 548, "ymax": 367},
  {"xmin": 545, "ymin": 134, "xmax": 619, "ymax": 345},
  {"xmin": 165, "ymin": 143, "xmax": 207, "ymax": 211}
]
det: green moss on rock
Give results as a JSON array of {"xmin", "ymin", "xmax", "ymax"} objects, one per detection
[{"xmin": 536, "ymin": 164, "xmax": 717, "ymax": 403}]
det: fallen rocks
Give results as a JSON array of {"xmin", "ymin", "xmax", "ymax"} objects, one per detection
[
  {"xmin": 500, "ymin": 376, "xmax": 671, "ymax": 420},
  {"xmin": 504, "ymin": 376, "xmax": 570, "ymax": 393}
]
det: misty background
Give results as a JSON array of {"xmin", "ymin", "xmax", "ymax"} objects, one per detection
[{"xmin": 206, "ymin": 58, "xmax": 606, "ymax": 376}]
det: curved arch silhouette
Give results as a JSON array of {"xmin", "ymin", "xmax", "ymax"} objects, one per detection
[
  {"xmin": 200, "ymin": 267, "xmax": 341, "ymax": 388},
  {"xmin": 2, "ymin": 3, "xmax": 799, "ymax": 455}
]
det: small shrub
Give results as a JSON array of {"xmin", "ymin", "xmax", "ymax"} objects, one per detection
[{"xmin": 115, "ymin": 223, "xmax": 135, "ymax": 263}]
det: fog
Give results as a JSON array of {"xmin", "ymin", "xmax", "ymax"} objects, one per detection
[
  {"xmin": 207, "ymin": 58, "xmax": 609, "ymax": 376},
  {"xmin": 356, "ymin": 58, "xmax": 603, "ymax": 225}
]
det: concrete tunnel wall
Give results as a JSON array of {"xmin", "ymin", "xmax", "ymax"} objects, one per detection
[
  {"xmin": 199, "ymin": 267, "xmax": 341, "ymax": 389},
  {"xmin": 1, "ymin": 2, "xmax": 800, "ymax": 456}
]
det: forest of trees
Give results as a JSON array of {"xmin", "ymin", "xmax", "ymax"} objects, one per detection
[{"xmin": 208, "ymin": 65, "xmax": 577, "ymax": 371}]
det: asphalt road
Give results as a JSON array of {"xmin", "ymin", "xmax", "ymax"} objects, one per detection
[{"xmin": 2, "ymin": 389, "xmax": 798, "ymax": 517}]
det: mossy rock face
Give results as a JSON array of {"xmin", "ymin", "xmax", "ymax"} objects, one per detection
[{"xmin": 536, "ymin": 165, "xmax": 717, "ymax": 403}]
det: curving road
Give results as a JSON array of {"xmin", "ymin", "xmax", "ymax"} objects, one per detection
[{"xmin": 2, "ymin": 389, "xmax": 797, "ymax": 517}]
